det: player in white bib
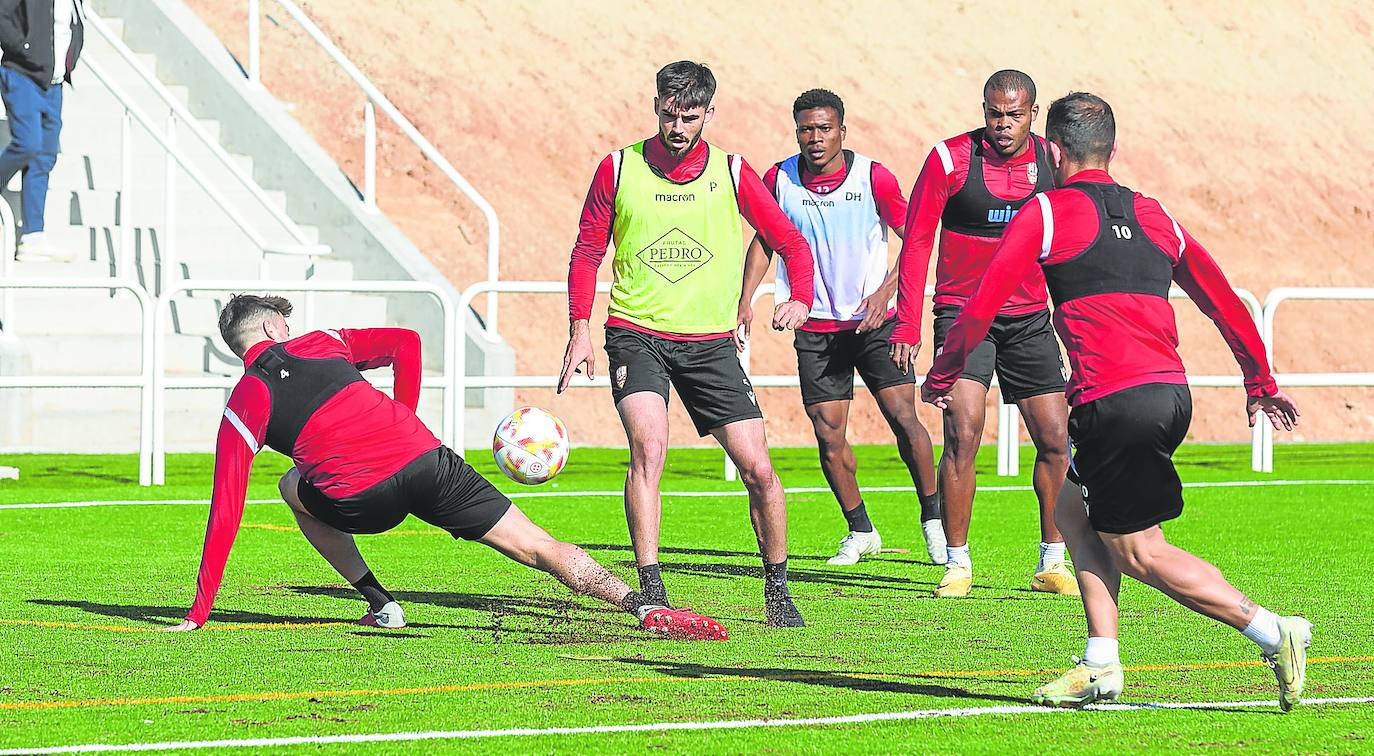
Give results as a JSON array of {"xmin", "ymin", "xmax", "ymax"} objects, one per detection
[{"xmin": 739, "ymin": 89, "xmax": 944, "ymax": 565}]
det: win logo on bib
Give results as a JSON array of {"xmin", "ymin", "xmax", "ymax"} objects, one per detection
[{"xmin": 638, "ymin": 227, "xmax": 714, "ymax": 283}]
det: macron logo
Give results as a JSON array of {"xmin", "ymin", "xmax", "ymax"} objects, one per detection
[{"xmin": 280, "ymin": 369, "xmax": 290, "ymax": 379}]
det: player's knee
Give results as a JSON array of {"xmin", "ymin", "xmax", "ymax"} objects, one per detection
[
  {"xmin": 1106, "ymin": 539, "xmax": 1156, "ymax": 580},
  {"xmin": 813, "ymin": 428, "xmax": 847, "ymax": 461},
  {"xmin": 627, "ymin": 437, "xmax": 667, "ymax": 473},
  {"xmin": 1032, "ymin": 430, "xmax": 1071, "ymax": 463},
  {"xmin": 736, "ymin": 458, "xmax": 777, "ymax": 493},
  {"xmin": 945, "ymin": 423, "xmax": 981, "ymax": 461},
  {"xmin": 277, "ymin": 469, "xmax": 300, "ymax": 505}
]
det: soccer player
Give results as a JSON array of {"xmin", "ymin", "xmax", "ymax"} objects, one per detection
[
  {"xmin": 738, "ymin": 88, "xmax": 942, "ymax": 565},
  {"xmin": 558, "ymin": 61, "xmax": 815, "ymax": 626},
  {"xmin": 923, "ymin": 92, "xmax": 1309, "ymax": 710},
  {"xmin": 163, "ymin": 295, "xmax": 726, "ymax": 641},
  {"xmin": 889, "ymin": 70, "xmax": 1074, "ymax": 597}
]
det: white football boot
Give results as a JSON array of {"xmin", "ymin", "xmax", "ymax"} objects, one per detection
[{"xmin": 827, "ymin": 529, "xmax": 883, "ymax": 565}]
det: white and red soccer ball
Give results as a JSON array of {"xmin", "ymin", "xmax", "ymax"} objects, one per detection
[{"xmin": 492, "ymin": 406, "xmax": 570, "ymax": 485}]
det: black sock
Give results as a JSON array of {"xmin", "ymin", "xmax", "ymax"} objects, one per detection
[
  {"xmin": 842, "ymin": 501, "xmax": 875, "ymax": 533},
  {"xmin": 763, "ymin": 560, "xmax": 789, "ymax": 599},
  {"xmin": 637, "ymin": 564, "xmax": 668, "ymax": 605},
  {"xmin": 620, "ymin": 590, "xmax": 655, "ymax": 617},
  {"xmin": 351, "ymin": 571, "xmax": 394, "ymax": 613},
  {"xmin": 919, "ymin": 490, "xmax": 940, "ymax": 522}
]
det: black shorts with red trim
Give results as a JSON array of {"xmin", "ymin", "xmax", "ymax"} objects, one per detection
[
  {"xmin": 1066, "ymin": 382, "xmax": 1192, "ymax": 534},
  {"xmin": 932, "ymin": 305, "xmax": 1066, "ymax": 403},
  {"xmin": 604, "ymin": 326, "xmax": 762, "ymax": 436},
  {"xmin": 297, "ymin": 446, "xmax": 511, "ymax": 540},
  {"xmin": 794, "ymin": 317, "xmax": 915, "ymax": 405}
]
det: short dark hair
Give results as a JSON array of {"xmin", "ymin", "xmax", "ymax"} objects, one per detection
[
  {"xmin": 792, "ymin": 88, "xmax": 844, "ymax": 124},
  {"xmin": 655, "ymin": 60, "xmax": 716, "ymax": 111},
  {"xmin": 983, "ymin": 69, "xmax": 1036, "ymax": 104},
  {"xmin": 218, "ymin": 293, "xmax": 293, "ymax": 357},
  {"xmin": 1046, "ymin": 92, "xmax": 1116, "ymax": 164}
]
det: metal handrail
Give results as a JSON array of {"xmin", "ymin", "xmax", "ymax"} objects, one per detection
[
  {"xmin": 151, "ymin": 279, "xmax": 457, "ymax": 485},
  {"xmin": 84, "ymin": 9, "xmax": 321, "ymax": 253},
  {"xmin": 248, "ymin": 0, "xmax": 502, "ymax": 338},
  {"xmin": 0, "ymin": 197, "xmax": 15, "ymax": 328},
  {"xmin": 0, "ymin": 279, "xmax": 154, "ymax": 485},
  {"xmin": 83, "ymin": 58, "xmax": 328, "ymax": 292}
]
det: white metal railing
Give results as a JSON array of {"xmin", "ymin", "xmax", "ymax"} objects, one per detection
[
  {"xmin": 151, "ymin": 280, "xmax": 456, "ymax": 484},
  {"xmin": 0, "ymin": 197, "xmax": 16, "ymax": 329},
  {"xmin": 0, "ymin": 279, "xmax": 154, "ymax": 485},
  {"xmin": 246, "ymin": 0, "xmax": 501, "ymax": 337},
  {"xmin": 1257, "ymin": 288, "xmax": 1374, "ymax": 472},
  {"xmin": 1, "ymin": 279, "xmax": 1367, "ymax": 485},
  {"xmin": 85, "ymin": 8, "xmax": 326, "ymax": 289},
  {"xmin": 82, "ymin": 58, "xmax": 329, "ymax": 294}
]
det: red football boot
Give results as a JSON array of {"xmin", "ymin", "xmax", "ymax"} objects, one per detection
[{"xmin": 640, "ymin": 607, "xmax": 728, "ymax": 640}]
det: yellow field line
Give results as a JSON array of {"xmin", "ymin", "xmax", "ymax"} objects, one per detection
[{"xmin": 2, "ymin": 657, "xmax": 1368, "ymax": 712}]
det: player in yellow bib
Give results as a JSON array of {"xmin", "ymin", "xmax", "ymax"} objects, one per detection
[{"xmin": 560, "ymin": 61, "xmax": 817, "ymax": 626}]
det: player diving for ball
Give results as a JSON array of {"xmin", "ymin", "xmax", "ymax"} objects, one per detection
[{"xmin": 163, "ymin": 294, "xmax": 726, "ymax": 641}]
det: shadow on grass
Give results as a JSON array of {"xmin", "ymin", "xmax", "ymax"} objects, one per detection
[
  {"xmin": 291, "ymin": 586, "xmax": 641, "ymax": 645},
  {"xmin": 613, "ymin": 657, "xmax": 1026, "ymax": 704},
  {"xmin": 653, "ymin": 561, "xmax": 936, "ymax": 591},
  {"xmin": 580, "ymin": 542, "xmax": 833, "ymax": 563},
  {"xmin": 30, "ymin": 599, "xmax": 348, "ymax": 626}
]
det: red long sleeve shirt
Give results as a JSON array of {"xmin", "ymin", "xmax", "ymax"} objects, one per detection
[
  {"xmin": 762, "ymin": 156, "xmax": 907, "ymax": 331},
  {"xmin": 925, "ymin": 169, "xmax": 1277, "ymax": 406},
  {"xmin": 568, "ymin": 137, "xmax": 814, "ymax": 339},
  {"xmin": 892, "ymin": 132, "xmax": 1051, "ymax": 344},
  {"xmin": 185, "ymin": 328, "xmax": 438, "ymax": 626}
]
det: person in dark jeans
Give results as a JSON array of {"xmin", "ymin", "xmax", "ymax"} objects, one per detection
[{"xmin": 0, "ymin": 0, "xmax": 83, "ymax": 261}]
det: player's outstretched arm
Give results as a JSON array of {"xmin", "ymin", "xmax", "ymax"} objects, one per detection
[
  {"xmin": 169, "ymin": 381, "xmax": 267, "ymax": 630},
  {"xmin": 736, "ymin": 234, "xmax": 774, "ymax": 351},
  {"xmin": 339, "ymin": 328, "xmax": 423, "ymax": 411},
  {"xmin": 1170, "ymin": 226, "xmax": 1289, "ymax": 421},
  {"xmin": 557, "ymin": 319, "xmax": 596, "ymax": 393},
  {"xmin": 1248, "ymin": 390, "xmax": 1301, "ymax": 431}
]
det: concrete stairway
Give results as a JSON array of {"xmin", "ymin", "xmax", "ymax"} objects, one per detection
[{"xmin": 0, "ymin": 14, "xmax": 426, "ymax": 453}]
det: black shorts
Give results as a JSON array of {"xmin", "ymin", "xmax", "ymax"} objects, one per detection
[
  {"xmin": 604, "ymin": 326, "xmax": 762, "ymax": 436},
  {"xmin": 794, "ymin": 317, "xmax": 915, "ymax": 405},
  {"xmin": 932, "ymin": 305, "xmax": 1066, "ymax": 403},
  {"xmin": 297, "ymin": 446, "xmax": 512, "ymax": 540},
  {"xmin": 1066, "ymin": 383, "xmax": 1192, "ymax": 534}
]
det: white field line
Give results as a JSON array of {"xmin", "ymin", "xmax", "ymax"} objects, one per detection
[
  {"xmin": 4, "ymin": 696, "xmax": 1371, "ymax": 754},
  {"xmin": 0, "ymin": 479, "xmax": 1371, "ymax": 511}
]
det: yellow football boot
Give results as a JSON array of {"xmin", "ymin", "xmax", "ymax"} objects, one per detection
[
  {"xmin": 1031, "ymin": 561, "xmax": 1081, "ymax": 595},
  {"xmin": 1265, "ymin": 616, "xmax": 1313, "ymax": 712},
  {"xmin": 1031, "ymin": 659, "xmax": 1124, "ymax": 708},
  {"xmin": 933, "ymin": 562, "xmax": 972, "ymax": 598}
]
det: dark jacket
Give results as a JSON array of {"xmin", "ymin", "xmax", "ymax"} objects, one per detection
[{"xmin": 0, "ymin": 0, "xmax": 83, "ymax": 90}]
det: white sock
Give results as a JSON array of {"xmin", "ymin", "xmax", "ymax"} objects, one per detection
[
  {"xmin": 1083, "ymin": 636, "xmax": 1120, "ymax": 666},
  {"xmin": 946, "ymin": 544, "xmax": 971, "ymax": 567},
  {"xmin": 1240, "ymin": 607, "xmax": 1282, "ymax": 654},
  {"xmin": 1038, "ymin": 541, "xmax": 1067, "ymax": 572}
]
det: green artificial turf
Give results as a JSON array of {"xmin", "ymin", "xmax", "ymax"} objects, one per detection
[{"xmin": 0, "ymin": 443, "xmax": 1371, "ymax": 753}]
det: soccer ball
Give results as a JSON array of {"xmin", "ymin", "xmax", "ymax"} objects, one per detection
[{"xmin": 492, "ymin": 406, "xmax": 570, "ymax": 485}]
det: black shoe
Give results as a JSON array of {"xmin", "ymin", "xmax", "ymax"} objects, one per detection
[{"xmin": 764, "ymin": 593, "xmax": 805, "ymax": 627}]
